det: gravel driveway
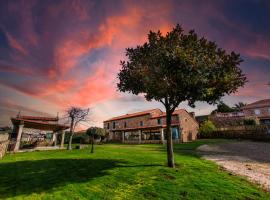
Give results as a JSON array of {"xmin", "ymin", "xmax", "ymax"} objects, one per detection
[{"xmin": 197, "ymin": 141, "xmax": 270, "ymax": 191}]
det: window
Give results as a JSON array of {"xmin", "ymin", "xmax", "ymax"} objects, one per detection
[
  {"xmin": 157, "ymin": 118, "xmax": 161, "ymax": 125},
  {"xmin": 140, "ymin": 121, "xmax": 143, "ymax": 126},
  {"xmin": 107, "ymin": 123, "xmax": 110, "ymax": 129},
  {"xmin": 172, "ymin": 127, "xmax": 180, "ymax": 139},
  {"xmin": 254, "ymin": 109, "xmax": 261, "ymax": 115},
  {"xmin": 113, "ymin": 122, "xmax": 116, "ymax": 129},
  {"xmin": 268, "ymin": 108, "xmax": 270, "ymax": 113},
  {"xmin": 124, "ymin": 122, "xmax": 127, "ymax": 128}
]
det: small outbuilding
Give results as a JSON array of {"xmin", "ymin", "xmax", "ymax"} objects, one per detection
[{"xmin": 10, "ymin": 115, "xmax": 69, "ymax": 152}]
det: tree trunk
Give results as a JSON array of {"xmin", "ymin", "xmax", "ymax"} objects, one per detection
[
  {"xmin": 67, "ymin": 118, "xmax": 74, "ymax": 150},
  {"xmin": 91, "ymin": 136, "xmax": 94, "ymax": 153},
  {"xmin": 166, "ymin": 108, "xmax": 175, "ymax": 168}
]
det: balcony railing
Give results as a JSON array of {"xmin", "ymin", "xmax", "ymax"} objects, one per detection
[{"xmin": 215, "ymin": 112, "xmax": 245, "ymax": 118}]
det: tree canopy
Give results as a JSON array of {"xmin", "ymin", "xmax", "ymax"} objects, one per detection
[
  {"xmin": 117, "ymin": 24, "xmax": 247, "ymax": 167},
  {"xmin": 86, "ymin": 127, "xmax": 106, "ymax": 138},
  {"xmin": 118, "ymin": 24, "xmax": 247, "ymax": 112}
]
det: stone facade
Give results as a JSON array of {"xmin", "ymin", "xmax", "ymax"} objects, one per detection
[
  {"xmin": 104, "ymin": 108, "xmax": 198, "ymax": 143},
  {"xmin": 0, "ymin": 133, "xmax": 9, "ymax": 159}
]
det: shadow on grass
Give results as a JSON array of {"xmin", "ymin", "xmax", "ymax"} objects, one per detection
[
  {"xmin": 0, "ymin": 158, "xmax": 163, "ymax": 198},
  {"xmin": 0, "ymin": 158, "xmax": 126, "ymax": 198}
]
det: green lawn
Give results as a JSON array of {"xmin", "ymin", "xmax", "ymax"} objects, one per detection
[{"xmin": 0, "ymin": 139, "xmax": 269, "ymax": 200}]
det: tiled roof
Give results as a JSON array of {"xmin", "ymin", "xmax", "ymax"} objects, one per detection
[
  {"xmin": 244, "ymin": 99, "xmax": 270, "ymax": 109},
  {"xmin": 11, "ymin": 117, "xmax": 69, "ymax": 131},
  {"xmin": 19, "ymin": 116, "xmax": 58, "ymax": 121},
  {"xmin": 104, "ymin": 108, "xmax": 187, "ymax": 122},
  {"xmin": 104, "ymin": 109, "xmax": 161, "ymax": 122}
]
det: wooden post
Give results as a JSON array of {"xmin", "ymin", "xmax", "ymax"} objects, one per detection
[
  {"xmin": 138, "ymin": 130, "xmax": 142, "ymax": 144},
  {"xmin": 53, "ymin": 133, "xmax": 57, "ymax": 146},
  {"xmin": 122, "ymin": 131, "xmax": 125, "ymax": 143},
  {"xmin": 161, "ymin": 128, "xmax": 165, "ymax": 144},
  {"xmin": 60, "ymin": 130, "xmax": 65, "ymax": 148},
  {"xmin": 14, "ymin": 124, "xmax": 24, "ymax": 152}
]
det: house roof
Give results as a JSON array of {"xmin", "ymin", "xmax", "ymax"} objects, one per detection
[
  {"xmin": 104, "ymin": 109, "xmax": 161, "ymax": 122},
  {"xmin": 244, "ymin": 99, "xmax": 270, "ymax": 109},
  {"xmin": 103, "ymin": 108, "xmax": 190, "ymax": 122},
  {"xmin": 19, "ymin": 116, "xmax": 59, "ymax": 121},
  {"xmin": 11, "ymin": 117, "xmax": 69, "ymax": 131}
]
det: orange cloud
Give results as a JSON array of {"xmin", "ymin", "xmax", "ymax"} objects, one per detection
[
  {"xmin": 53, "ymin": 2, "xmax": 172, "ymax": 75},
  {"xmin": 71, "ymin": 67, "xmax": 117, "ymax": 107}
]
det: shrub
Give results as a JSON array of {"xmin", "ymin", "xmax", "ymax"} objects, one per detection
[
  {"xmin": 199, "ymin": 120, "xmax": 216, "ymax": 137},
  {"xmin": 244, "ymin": 119, "xmax": 256, "ymax": 125}
]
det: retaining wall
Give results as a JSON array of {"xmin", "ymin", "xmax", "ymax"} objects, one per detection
[{"xmin": 0, "ymin": 133, "xmax": 9, "ymax": 159}]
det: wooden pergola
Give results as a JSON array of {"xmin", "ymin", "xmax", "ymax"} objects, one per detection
[{"xmin": 10, "ymin": 115, "xmax": 69, "ymax": 152}]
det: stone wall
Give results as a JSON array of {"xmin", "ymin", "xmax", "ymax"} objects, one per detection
[
  {"xmin": 179, "ymin": 110, "xmax": 199, "ymax": 142},
  {"xmin": 0, "ymin": 133, "xmax": 9, "ymax": 159}
]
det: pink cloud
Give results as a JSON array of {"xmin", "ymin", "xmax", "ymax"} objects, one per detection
[
  {"xmin": 5, "ymin": 31, "xmax": 28, "ymax": 55},
  {"xmin": 71, "ymin": 67, "xmax": 117, "ymax": 107},
  {"xmin": 0, "ymin": 63, "xmax": 35, "ymax": 75}
]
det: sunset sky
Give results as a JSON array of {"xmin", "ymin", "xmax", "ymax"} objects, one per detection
[{"xmin": 0, "ymin": 0, "xmax": 269, "ymax": 128}]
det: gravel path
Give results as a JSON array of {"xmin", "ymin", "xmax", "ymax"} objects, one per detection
[{"xmin": 197, "ymin": 141, "xmax": 270, "ymax": 191}]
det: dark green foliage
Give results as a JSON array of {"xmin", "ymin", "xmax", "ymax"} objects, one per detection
[
  {"xmin": 118, "ymin": 24, "xmax": 247, "ymax": 108},
  {"xmin": 233, "ymin": 102, "xmax": 247, "ymax": 111},
  {"xmin": 199, "ymin": 120, "xmax": 216, "ymax": 137},
  {"xmin": 86, "ymin": 127, "xmax": 106, "ymax": 138},
  {"xmin": 211, "ymin": 101, "xmax": 235, "ymax": 113},
  {"xmin": 117, "ymin": 24, "xmax": 247, "ymax": 167},
  {"xmin": 86, "ymin": 127, "xmax": 106, "ymax": 153},
  {"xmin": 244, "ymin": 119, "xmax": 256, "ymax": 125},
  {"xmin": 212, "ymin": 101, "xmax": 247, "ymax": 113}
]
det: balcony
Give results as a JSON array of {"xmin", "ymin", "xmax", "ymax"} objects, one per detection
[{"xmin": 215, "ymin": 112, "xmax": 245, "ymax": 118}]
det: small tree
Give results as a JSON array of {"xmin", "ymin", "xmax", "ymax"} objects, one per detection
[
  {"xmin": 86, "ymin": 127, "xmax": 106, "ymax": 153},
  {"xmin": 233, "ymin": 102, "xmax": 247, "ymax": 111},
  {"xmin": 211, "ymin": 101, "xmax": 235, "ymax": 114},
  {"xmin": 117, "ymin": 24, "xmax": 247, "ymax": 168},
  {"xmin": 199, "ymin": 120, "xmax": 216, "ymax": 138},
  {"xmin": 66, "ymin": 107, "xmax": 90, "ymax": 150}
]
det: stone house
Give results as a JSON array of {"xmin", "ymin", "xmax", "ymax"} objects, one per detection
[
  {"xmin": 243, "ymin": 99, "xmax": 270, "ymax": 124},
  {"xmin": 103, "ymin": 108, "xmax": 198, "ymax": 143},
  {"xmin": 208, "ymin": 99, "xmax": 270, "ymax": 127}
]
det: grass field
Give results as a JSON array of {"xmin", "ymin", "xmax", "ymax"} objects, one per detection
[{"xmin": 0, "ymin": 139, "xmax": 269, "ymax": 200}]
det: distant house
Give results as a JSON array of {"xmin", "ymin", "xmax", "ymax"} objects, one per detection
[
  {"xmin": 195, "ymin": 115, "xmax": 209, "ymax": 125},
  {"xmin": 243, "ymin": 99, "xmax": 270, "ymax": 125},
  {"xmin": 208, "ymin": 99, "xmax": 270, "ymax": 127},
  {"xmin": 103, "ymin": 108, "xmax": 198, "ymax": 144}
]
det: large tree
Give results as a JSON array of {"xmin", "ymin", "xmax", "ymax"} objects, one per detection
[
  {"xmin": 117, "ymin": 24, "xmax": 247, "ymax": 168},
  {"xmin": 66, "ymin": 107, "xmax": 90, "ymax": 150}
]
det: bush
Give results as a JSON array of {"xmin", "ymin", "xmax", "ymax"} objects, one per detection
[
  {"xmin": 199, "ymin": 120, "xmax": 216, "ymax": 137},
  {"xmin": 244, "ymin": 119, "xmax": 256, "ymax": 125}
]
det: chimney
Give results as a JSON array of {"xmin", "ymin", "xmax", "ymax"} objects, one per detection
[{"xmin": 189, "ymin": 112, "xmax": 195, "ymax": 118}]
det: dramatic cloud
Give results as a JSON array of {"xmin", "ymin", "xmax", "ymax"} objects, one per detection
[{"xmin": 0, "ymin": 0, "xmax": 269, "ymax": 127}]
